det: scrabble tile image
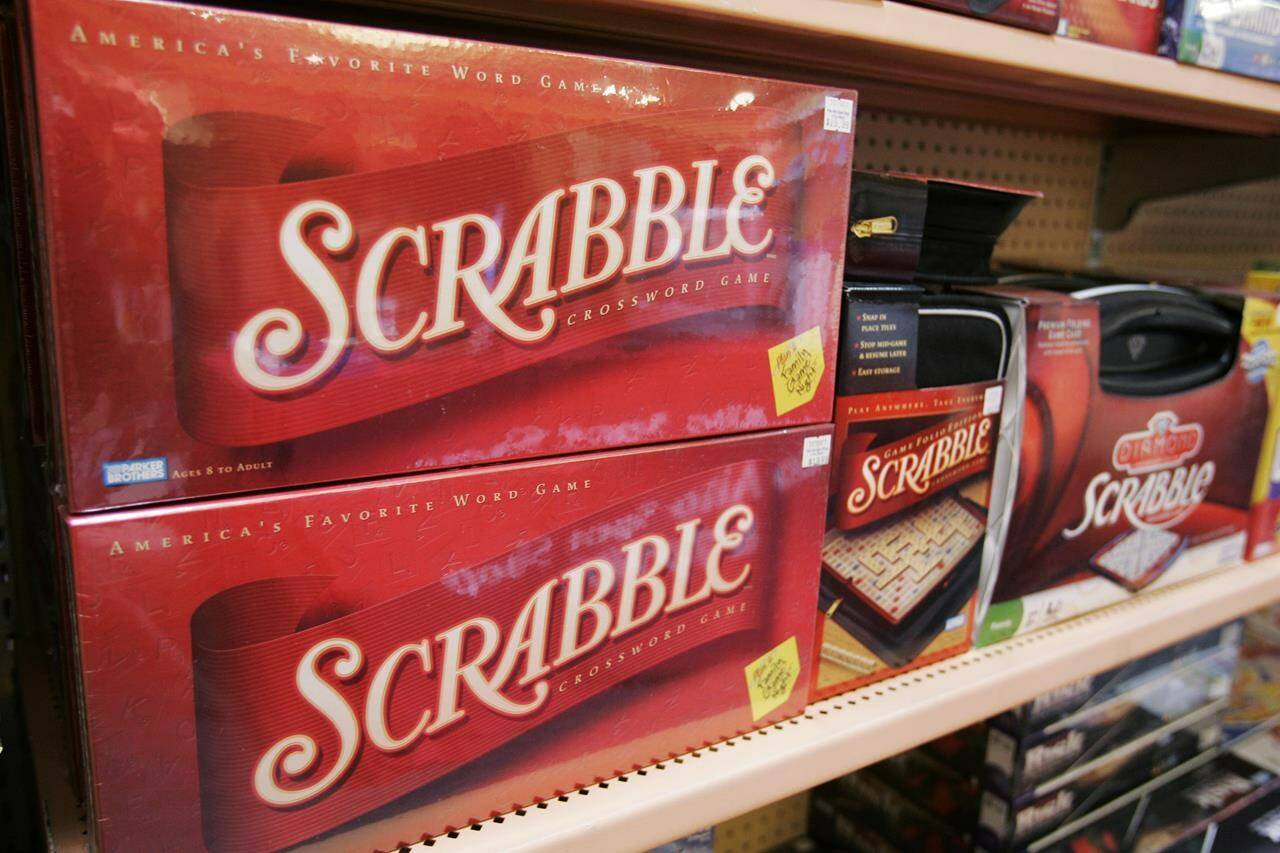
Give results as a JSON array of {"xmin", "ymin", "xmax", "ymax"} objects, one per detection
[
  {"xmin": 819, "ymin": 491, "xmax": 985, "ymax": 668},
  {"xmin": 1089, "ymin": 529, "xmax": 1187, "ymax": 592}
]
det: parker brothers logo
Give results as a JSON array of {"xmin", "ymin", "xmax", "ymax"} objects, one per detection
[
  {"xmin": 234, "ymin": 155, "xmax": 776, "ymax": 394},
  {"xmin": 1064, "ymin": 411, "xmax": 1214, "ymax": 540}
]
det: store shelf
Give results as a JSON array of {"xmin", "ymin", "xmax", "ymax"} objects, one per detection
[
  {"xmin": 416, "ymin": 560, "xmax": 1280, "ymax": 852},
  {"xmin": 22, "ymin": 558, "xmax": 1280, "ymax": 851},
  {"xmin": 397, "ymin": 0, "xmax": 1280, "ymax": 134}
]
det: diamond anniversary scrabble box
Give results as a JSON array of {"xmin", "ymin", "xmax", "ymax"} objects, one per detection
[
  {"xmin": 978, "ymin": 282, "xmax": 1277, "ymax": 644},
  {"xmin": 20, "ymin": 0, "xmax": 854, "ymax": 511},
  {"xmin": 812, "ymin": 284, "xmax": 1014, "ymax": 699},
  {"xmin": 62, "ymin": 425, "xmax": 829, "ymax": 851}
]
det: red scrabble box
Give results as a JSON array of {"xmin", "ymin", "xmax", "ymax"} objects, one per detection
[
  {"xmin": 62, "ymin": 425, "xmax": 830, "ymax": 851},
  {"xmin": 20, "ymin": 0, "xmax": 854, "ymax": 512},
  {"xmin": 812, "ymin": 285, "xmax": 1012, "ymax": 699},
  {"xmin": 978, "ymin": 281, "xmax": 1274, "ymax": 645}
]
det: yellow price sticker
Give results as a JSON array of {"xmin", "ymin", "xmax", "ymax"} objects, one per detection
[
  {"xmin": 744, "ymin": 635, "xmax": 801, "ymax": 721},
  {"xmin": 767, "ymin": 327, "xmax": 825, "ymax": 416}
]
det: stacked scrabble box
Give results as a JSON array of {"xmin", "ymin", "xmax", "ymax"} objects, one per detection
[{"xmin": 10, "ymin": 0, "xmax": 856, "ymax": 849}]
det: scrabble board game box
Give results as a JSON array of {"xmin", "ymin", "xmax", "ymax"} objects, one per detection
[
  {"xmin": 19, "ymin": 0, "xmax": 854, "ymax": 511},
  {"xmin": 61, "ymin": 425, "xmax": 830, "ymax": 851},
  {"xmin": 812, "ymin": 284, "xmax": 1015, "ymax": 699},
  {"xmin": 978, "ymin": 282, "xmax": 1275, "ymax": 645}
]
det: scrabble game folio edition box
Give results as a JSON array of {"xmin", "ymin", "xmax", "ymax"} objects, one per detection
[
  {"xmin": 20, "ymin": 0, "xmax": 855, "ymax": 513},
  {"xmin": 976, "ymin": 283, "xmax": 1280, "ymax": 645},
  {"xmin": 61, "ymin": 425, "xmax": 832, "ymax": 852},
  {"xmin": 812, "ymin": 283, "xmax": 1016, "ymax": 699}
]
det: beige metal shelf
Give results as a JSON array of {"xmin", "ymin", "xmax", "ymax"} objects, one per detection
[
  {"xmin": 415, "ymin": 560, "xmax": 1280, "ymax": 852},
  {"xmin": 400, "ymin": 0, "xmax": 1280, "ymax": 134},
  {"xmin": 25, "ymin": 559, "xmax": 1280, "ymax": 851}
]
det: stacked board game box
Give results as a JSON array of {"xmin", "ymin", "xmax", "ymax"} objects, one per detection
[
  {"xmin": 983, "ymin": 640, "xmax": 1238, "ymax": 802},
  {"xmin": 62, "ymin": 427, "xmax": 831, "ymax": 852},
  {"xmin": 1057, "ymin": 0, "xmax": 1164, "ymax": 52},
  {"xmin": 1160, "ymin": 0, "xmax": 1280, "ymax": 82},
  {"xmin": 19, "ymin": 0, "xmax": 854, "ymax": 513},
  {"xmin": 814, "ymin": 283, "xmax": 1015, "ymax": 697},
  {"xmin": 5, "ymin": 0, "xmax": 859, "ymax": 849},
  {"xmin": 811, "ymin": 629, "xmax": 1244, "ymax": 853}
]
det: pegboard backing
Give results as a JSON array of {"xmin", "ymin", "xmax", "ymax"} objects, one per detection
[
  {"xmin": 852, "ymin": 109, "xmax": 1103, "ymax": 274},
  {"xmin": 1098, "ymin": 175, "xmax": 1280, "ymax": 280},
  {"xmin": 710, "ymin": 791, "xmax": 808, "ymax": 853}
]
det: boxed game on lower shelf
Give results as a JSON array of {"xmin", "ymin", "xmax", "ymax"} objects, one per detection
[
  {"xmin": 61, "ymin": 426, "xmax": 830, "ymax": 852},
  {"xmin": 977, "ymin": 698, "xmax": 1225, "ymax": 849},
  {"xmin": 993, "ymin": 624, "xmax": 1241, "ymax": 736},
  {"xmin": 983, "ymin": 641, "xmax": 1238, "ymax": 801}
]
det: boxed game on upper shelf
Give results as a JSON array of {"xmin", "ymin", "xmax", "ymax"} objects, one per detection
[
  {"xmin": 16, "ymin": 0, "xmax": 855, "ymax": 512},
  {"xmin": 1160, "ymin": 0, "xmax": 1280, "ymax": 83}
]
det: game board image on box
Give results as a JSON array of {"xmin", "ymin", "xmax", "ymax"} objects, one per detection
[
  {"xmin": 813, "ymin": 285, "xmax": 1015, "ymax": 698},
  {"xmin": 820, "ymin": 491, "xmax": 987, "ymax": 666}
]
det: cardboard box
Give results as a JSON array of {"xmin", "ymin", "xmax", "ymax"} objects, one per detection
[
  {"xmin": 983, "ymin": 642, "xmax": 1238, "ymax": 800},
  {"xmin": 899, "ymin": 0, "xmax": 1061, "ymax": 32},
  {"xmin": 812, "ymin": 285, "xmax": 1014, "ymax": 699},
  {"xmin": 1160, "ymin": 0, "xmax": 1280, "ymax": 82},
  {"xmin": 977, "ymin": 699, "xmax": 1224, "ymax": 849},
  {"xmin": 814, "ymin": 772, "xmax": 972, "ymax": 852},
  {"xmin": 20, "ymin": 0, "xmax": 854, "ymax": 511},
  {"xmin": 978, "ymin": 283, "xmax": 1272, "ymax": 644},
  {"xmin": 1130, "ymin": 752, "xmax": 1280, "ymax": 851},
  {"xmin": 1057, "ymin": 0, "xmax": 1164, "ymax": 52},
  {"xmin": 1207, "ymin": 777, "xmax": 1280, "ymax": 848},
  {"xmin": 61, "ymin": 426, "xmax": 829, "ymax": 851}
]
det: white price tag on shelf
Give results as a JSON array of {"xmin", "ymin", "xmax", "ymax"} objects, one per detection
[
  {"xmin": 983, "ymin": 385, "xmax": 1004, "ymax": 416},
  {"xmin": 823, "ymin": 96, "xmax": 853, "ymax": 134},
  {"xmin": 802, "ymin": 434, "xmax": 832, "ymax": 468}
]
